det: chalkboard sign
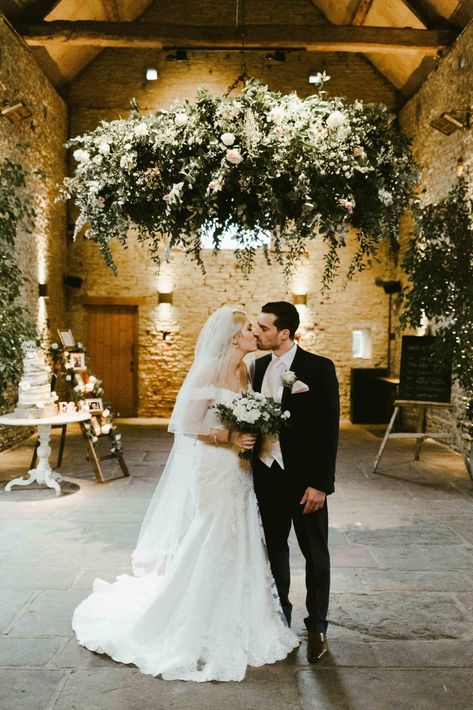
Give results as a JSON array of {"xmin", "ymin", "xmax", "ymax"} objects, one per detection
[{"xmin": 399, "ymin": 336, "xmax": 452, "ymax": 403}]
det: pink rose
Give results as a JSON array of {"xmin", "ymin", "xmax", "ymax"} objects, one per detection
[{"xmin": 226, "ymin": 149, "xmax": 243, "ymax": 165}]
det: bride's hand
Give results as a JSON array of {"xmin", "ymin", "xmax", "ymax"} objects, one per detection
[{"xmin": 230, "ymin": 431, "xmax": 257, "ymax": 450}]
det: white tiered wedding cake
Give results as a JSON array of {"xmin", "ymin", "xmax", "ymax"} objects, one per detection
[{"xmin": 14, "ymin": 341, "xmax": 58, "ymax": 418}]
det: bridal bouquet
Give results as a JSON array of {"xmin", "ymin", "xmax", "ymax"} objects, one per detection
[{"xmin": 211, "ymin": 392, "xmax": 290, "ymax": 459}]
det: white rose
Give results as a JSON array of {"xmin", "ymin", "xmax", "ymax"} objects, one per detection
[
  {"xmin": 326, "ymin": 110, "xmax": 347, "ymax": 129},
  {"xmin": 133, "ymin": 122, "xmax": 149, "ymax": 137},
  {"xmin": 73, "ymin": 149, "xmax": 90, "ymax": 163},
  {"xmin": 102, "ymin": 408, "xmax": 110, "ymax": 418},
  {"xmin": 99, "ymin": 142, "xmax": 110, "ymax": 155},
  {"xmin": 51, "ymin": 343, "xmax": 59, "ymax": 350},
  {"xmin": 267, "ymin": 107, "xmax": 285, "ymax": 123},
  {"xmin": 281, "ymin": 370, "xmax": 297, "ymax": 387},
  {"xmin": 281, "ymin": 410, "xmax": 291, "ymax": 420},
  {"xmin": 221, "ymin": 132, "xmax": 235, "ymax": 146},
  {"xmin": 101, "ymin": 424, "xmax": 112, "ymax": 435},
  {"xmin": 92, "ymin": 155, "xmax": 103, "ymax": 165},
  {"xmin": 85, "ymin": 382, "xmax": 95, "ymax": 392},
  {"xmin": 226, "ymin": 149, "xmax": 243, "ymax": 165},
  {"xmin": 174, "ymin": 113, "xmax": 188, "ymax": 127}
]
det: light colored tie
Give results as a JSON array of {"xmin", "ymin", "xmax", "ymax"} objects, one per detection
[{"xmin": 267, "ymin": 357, "xmax": 284, "ymax": 399}]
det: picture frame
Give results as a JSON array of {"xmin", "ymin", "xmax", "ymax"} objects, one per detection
[
  {"xmin": 58, "ymin": 329, "xmax": 76, "ymax": 348},
  {"xmin": 69, "ymin": 352, "xmax": 86, "ymax": 371},
  {"xmin": 87, "ymin": 398, "xmax": 104, "ymax": 413}
]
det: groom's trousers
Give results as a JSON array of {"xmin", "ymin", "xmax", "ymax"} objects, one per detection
[{"xmin": 253, "ymin": 459, "xmax": 330, "ymax": 634}]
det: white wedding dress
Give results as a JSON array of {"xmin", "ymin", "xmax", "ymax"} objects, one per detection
[{"xmin": 72, "ymin": 388, "xmax": 298, "ymax": 682}]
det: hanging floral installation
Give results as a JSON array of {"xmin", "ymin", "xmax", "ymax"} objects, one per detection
[
  {"xmin": 61, "ymin": 76, "xmax": 417, "ymax": 286},
  {"xmin": 401, "ymin": 177, "xmax": 473, "ymax": 411}
]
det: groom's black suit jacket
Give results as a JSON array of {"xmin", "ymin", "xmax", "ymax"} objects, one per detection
[{"xmin": 253, "ymin": 346, "xmax": 339, "ymax": 496}]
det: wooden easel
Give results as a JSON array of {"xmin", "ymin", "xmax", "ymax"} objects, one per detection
[
  {"xmin": 373, "ymin": 400, "xmax": 471, "ymax": 477},
  {"xmin": 30, "ymin": 421, "xmax": 130, "ymax": 483}
]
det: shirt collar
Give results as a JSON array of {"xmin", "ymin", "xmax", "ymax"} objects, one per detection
[{"xmin": 271, "ymin": 342, "xmax": 297, "ymax": 368}]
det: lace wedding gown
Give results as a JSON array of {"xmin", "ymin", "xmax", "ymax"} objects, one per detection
[{"xmin": 72, "ymin": 388, "xmax": 298, "ymax": 682}]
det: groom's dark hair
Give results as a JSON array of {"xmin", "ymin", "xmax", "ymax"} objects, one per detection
[{"xmin": 262, "ymin": 301, "xmax": 300, "ymax": 339}]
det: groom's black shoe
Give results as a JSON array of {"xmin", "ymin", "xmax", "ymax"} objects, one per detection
[{"xmin": 306, "ymin": 632, "xmax": 328, "ymax": 663}]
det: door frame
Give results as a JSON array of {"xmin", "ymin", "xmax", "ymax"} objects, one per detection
[{"xmin": 81, "ymin": 297, "xmax": 142, "ymax": 417}]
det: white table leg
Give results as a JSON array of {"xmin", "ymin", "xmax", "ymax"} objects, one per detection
[{"xmin": 4, "ymin": 424, "xmax": 61, "ymax": 496}]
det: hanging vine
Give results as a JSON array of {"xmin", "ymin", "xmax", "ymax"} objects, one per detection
[
  {"xmin": 401, "ymin": 177, "xmax": 473, "ymax": 410},
  {"xmin": 0, "ymin": 158, "xmax": 37, "ymax": 406}
]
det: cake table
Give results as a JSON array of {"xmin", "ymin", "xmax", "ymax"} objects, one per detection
[{"xmin": 0, "ymin": 411, "xmax": 91, "ymax": 496}]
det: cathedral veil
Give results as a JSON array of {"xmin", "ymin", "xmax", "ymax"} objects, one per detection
[{"xmin": 131, "ymin": 306, "xmax": 246, "ymax": 576}]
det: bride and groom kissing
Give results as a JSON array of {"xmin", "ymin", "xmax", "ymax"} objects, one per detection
[{"xmin": 73, "ymin": 301, "xmax": 340, "ymax": 682}]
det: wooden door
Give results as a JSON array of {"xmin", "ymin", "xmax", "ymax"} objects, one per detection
[{"xmin": 86, "ymin": 305, "xmax": 138, "ymax": 417}]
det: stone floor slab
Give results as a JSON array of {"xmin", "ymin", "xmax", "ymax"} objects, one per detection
[
  {"xmin": 54, "ymin": 668, "xmax": 302, "ymax": 710},
  {"xmin": 0, "ymin": 669, "xmax": 65, "ymax": 710},
  {"xmin": 0, "ymin": 637, "xmax": 60, "ymax": 667},
  {"xmin": 297, "ymin": 668, "xmax": 473, "ymax": 710}
]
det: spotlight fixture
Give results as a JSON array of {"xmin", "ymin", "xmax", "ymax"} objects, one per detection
[
  {"xmin": 158, "ymin": 291, "xmax": 173, "ymax": 304},
  {"xmin": 63, "ymin": 274, "xmax": 83, "ymax": 289},
  {"xmin": 38, "ymin": 283, "xmax": 48, "ymax": 298},
  {"xmin": 292, "ymin": 293, "xmax": 307, "ymax": 305},
  {"xmin": 266, "ymin": 50, "xmax": 286, "ymax": 63},
  {"xmin": 374, "ymin": 278, "xmax": 402, "ymax": 295},
  {"xmin": 1, "ymin": 101, "xmax": 32, "ymax": 124},
  {"xmin": 145, "ymin": 67, "xmax": 158, "ymax": 81},
  {"xmin": 430, "ymin": 110, "xmax": 471, "ymax": 135}
]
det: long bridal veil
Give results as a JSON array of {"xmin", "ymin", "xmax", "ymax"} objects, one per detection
[{"xmin": 131, "ymin": 306, "xmax": 246, "ymax": 577}]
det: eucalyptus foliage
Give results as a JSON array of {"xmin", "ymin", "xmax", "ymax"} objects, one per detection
[
  {"xmin": 0, "ymin": 158, "xmax": 37, "ymax": 405},
  {"xmin": 401, "ymin": 178, "xmax": 473, "ymax": 407},
  {"xmin": 61, "ymin": 78, "xmax": 417, "ymax": 286}
]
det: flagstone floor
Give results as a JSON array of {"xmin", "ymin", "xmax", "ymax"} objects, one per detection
[{"xmin": 0, "ymin": 421, "xmax": 472, "ymax": 710}]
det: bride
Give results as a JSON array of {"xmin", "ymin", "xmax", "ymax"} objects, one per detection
[{"xmin": 72, "ymin": 306, "xmax": 299, "ymax": 682}]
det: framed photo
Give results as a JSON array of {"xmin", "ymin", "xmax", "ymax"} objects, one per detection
[
  {"xmin": 58, "ymin": 329, "xmax": 76, "ymax": 348},
  {"xmin": 69, "ymin": 352, "xmax": 86, "ymax": 371},
  {"xmin": 87, "ymin": 398, "xmax": 103, "ymax": 413}
]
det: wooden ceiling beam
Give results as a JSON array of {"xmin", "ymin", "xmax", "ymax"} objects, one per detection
[
  {"xmin": 350, "ymin": 0, "xmax": 375, "ymax": 26},
  {"xmin": 15, "ymin": 21, "xmax": 456, "ymax": 55},
  {"xmin": 400, "ymin": 0, "xmax": 457, "ymax": 30},
  {"xmin": 5, "ymin": 1, "xmax": 62, "ymax": 21}
]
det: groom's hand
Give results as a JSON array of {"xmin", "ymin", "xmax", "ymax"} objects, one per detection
[{"xmin": 300, "ymin": 487, "xmax": 326, "ymax": 514}]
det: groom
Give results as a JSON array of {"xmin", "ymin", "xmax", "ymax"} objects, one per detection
[{"xmin": 252, "ymin": 301, "xmax": 339, "ymax": 663}]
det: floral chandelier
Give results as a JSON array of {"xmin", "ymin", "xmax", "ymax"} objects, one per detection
[{"xmin": 61, "ymin": 76, "xmax": 418, "ymax": 286}]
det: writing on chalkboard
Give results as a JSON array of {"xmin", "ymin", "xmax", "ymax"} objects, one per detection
[{"xmin": 399, "ymin": 336, "xmax": 452, "ymax": 403}]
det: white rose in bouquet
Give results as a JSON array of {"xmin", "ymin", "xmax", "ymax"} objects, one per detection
[
  {"xmin": 73, "ymin": 149, "xmax": 90, "ymax": 163},
  {"xmin": 175, "ymin": 113, "xmax": 189, "ymax": 127}
]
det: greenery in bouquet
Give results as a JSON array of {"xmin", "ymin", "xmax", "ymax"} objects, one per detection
[
  {"xmin": 0, "ymin": 158, "xmax": 37, "ymax": 405},
  {"xmin": 211, "ymin": 391, "xmax": 290, "ymax": 459},
  {"xmin": 60, "ymin": 76, "xmax": 417, "ymax": 288}
]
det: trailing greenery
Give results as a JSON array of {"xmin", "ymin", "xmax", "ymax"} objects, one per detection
[
  {"xmin": 401, "ymin": 177, "xmax": 473, "ymax": 409},
  {"xmin": 0, "ymin": 158, "xmax": 37, "ymax": 406},
  {"xmin": 61, "ymin": 77, "xmax": 418, "ymax": 286}
]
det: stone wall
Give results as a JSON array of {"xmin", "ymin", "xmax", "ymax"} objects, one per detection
[
  {"xmin": 0, "ymin": 16, "xmax": 68, "ymax": 449},
  {"xmin": 65, "ymin": 40, "xmax": 401, "ymax": 419},
  {"xmin": 397, "ymin": 20, "xmax": 473, "ymax": 459}
]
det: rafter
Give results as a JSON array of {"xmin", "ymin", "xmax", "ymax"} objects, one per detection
[
  {"xmin": 400, "ymin": 0, "xmax": 457, "ymax": 30},
  {"xmin": 15, "ymin": 21, "xmax": 455, "ymax": 55},
  {"xmin": 5, "ymin": 0, "xmax": 61, "ymax": 21},
  {"xmin": 350, "ymin": 0, "xmax": 374, "ymax": 26}
]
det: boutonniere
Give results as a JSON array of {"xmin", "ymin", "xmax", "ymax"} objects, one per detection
[
  {"xmin": 281, "ymin": 370, "xmax": 310, "ymax": 394},
  {"xmin": 281, "ymin": 370, "xmax": 297, "ymax": 388}
]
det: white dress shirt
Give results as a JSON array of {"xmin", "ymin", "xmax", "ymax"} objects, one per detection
[{"xmin": 259, "ymin": 343, "xmax": 297, "ymax": 469}]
